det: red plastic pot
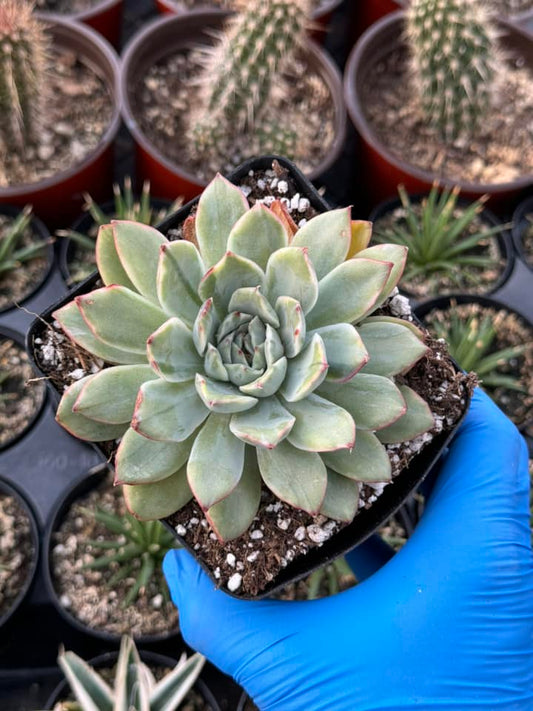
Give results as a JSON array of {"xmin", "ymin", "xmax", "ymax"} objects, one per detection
[
  {"xmin": 0, "ymin": 17, "xmax": 121, "ymax": 229},
  {"xmin": 154, "ymin": 0, "xmax": 345, "ymax": 39},
  {"xmin": 120, "ymin": 10, "xmax": 346, "ymax": 202},
  {"xmin": 351, "ymin": 0, "xmax": 402, "ymax": 42},
  {"xmin": 344, "ymin": 12, "xmax": 533, "ymax": 212},
  {"xmin": 37, "ymin": 0, "xmax": 123, "ymax": 47}
]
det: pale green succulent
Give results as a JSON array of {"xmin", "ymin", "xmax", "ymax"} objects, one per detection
[
  {"xmin": 54, "ymin": 174, "xmax": 434, "ymax": 542},
  {"xmin": 53, "ymin": 636, "xmax": 205, "ymax": 711}
]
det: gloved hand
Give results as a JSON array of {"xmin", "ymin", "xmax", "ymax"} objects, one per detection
[{"xmin": 163, "ymin": 389, "xmax": 533, "ymax": 710}]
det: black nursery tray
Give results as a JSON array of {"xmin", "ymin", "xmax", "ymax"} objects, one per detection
[{"xmin": 26, "ymin": 155, "xmax": 473, "ymax": 601}]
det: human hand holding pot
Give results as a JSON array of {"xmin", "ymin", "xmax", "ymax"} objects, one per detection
[{"xmin": 163, "ymin": 389, "xmax": 533, "ymax": 710}]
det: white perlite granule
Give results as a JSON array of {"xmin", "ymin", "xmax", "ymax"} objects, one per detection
[{"xmin": 227, "ymin": 573, "xmax": 242, "ymax": 592}]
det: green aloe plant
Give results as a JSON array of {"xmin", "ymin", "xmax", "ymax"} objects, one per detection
[
  {"xmin": 83, "ymin": 508, "xmax": 177, "ymax": 607},
  {"xmin": 51, "ymin": 636, "xmax": 205, "ymax": 711},
  {"xmin": 427, "ymin": 304, "xmax": 527, "ymax": 391},
  {"xmin": 0, "ymin": 205, "xmax": 46, "ymax": 275},
  {"xmin": 373, "ymin": 184, "xmax": 508, "ymax": 292},
  {"xmin": 57, "ymin": 178, "xmax": 183, "ymax": 284},
  {"xmin": 53, "ymin": 174, "xmax": 435, "ymax": 541}
]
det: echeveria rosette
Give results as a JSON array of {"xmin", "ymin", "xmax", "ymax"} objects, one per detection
[{"xmin": 54, "ymin": 174, "xmax": 434, "ymax": 542}]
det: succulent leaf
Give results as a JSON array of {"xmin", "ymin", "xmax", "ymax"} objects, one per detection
[
  {"xmin": 206, "ymin": 447, "xmax": 262, "ymax": 541},
  {"xmin": 199, "ymin": 251, "xmax": 265, "ymax": 317},
  {"xmin": 376, "ymin": 385, "xmax": 435, "ymax": 443},
  {"xmin": 124, "ymin": 465, "xmax": 192, "ymax": 520},
  {"xmin": 257, "ymin": 439, "xmax": 327, "ymax": 514},
  {"xmin": 195, "ymin": 174, "xmax": 249, "ymax": 268},
  {"xmin": 322, "ymin": 430, "xmax": 392, "ymax": 482},
  {"xmin": 354, "ymin": 245, "xmax": 407, "ymax": 311},
  {"xmin": 358, "ymin": 321, "xmax": 428, "ymax": 377},
  {"xmin": 53, "ymin": 302, "xmax": 144, "ymax": 365},
  {"xmin": 133, "ymin": 379, "xmax": 209, "ymax": 442},
  {"xmin": 114, "ymin": 636, "xmax": 144, "ymax": 711},
  {"xmin": 112, "ymin": 221, "xmax": 168, "ymax": 305},
  {"xmin": 193, "ymin": 298, "xmax": 219, "ymax": 356},
  {"xmin": 204, "ymin": 343, "xmax": 230, "ymax": 381},
  {"xmin": 157, "ymin": 241, "xmax": 204, "ymax": 327},
  {"xmin": 239, "ymin": 357, "xmax": 287, "ymax": 398},
  {"xmin": 318, "ymin": 374, "xmax": 406, "ymax": 431},
  {"xmin": 115, "ymin": 427, "xmax": 196, "ymax": 485},
  {"xmin": 275, "ymin": 295, "xmax": 306, "ymax": 357},
  {"xmin": 229, "ymin": 396, "xmax": 295, "ymax": 449},
  {"xmin": 187, "ymin": 413, "xmax": 245, "ymax": 509},
  {"xmin": 56, "ymin": 377, "xmax": 128, "ymax": 442},
  {"xmin": 150, "ymin": 652, "xmax": 206, "ymax": 709},
  {"xmin": 265, "ymin": 246, "xmax": 318, "ymax": 314},
  {"xmin": 76, "ymin": 287, "xmax": 167, "ymax": 354},
  {"xmin": 264, "ymin": 324, "xmax": 284, "ymax": 366},
  {"xmin": 309, "ymin": 323, "xmax": 368, "ymax": 383},
  {"xmin": 95, "ymin": 224, "xmax": 136, "ymax": 291},
  {"xmin": 279, "ymin": 333, "xmax": 328, "ymax": 402},
  {"xmin": 57, "ymin": 650, "xmax": 114, "ymax": 711},
  {"xmin": 320, "ymin": 470, "xmax": 361, "ymax": 522},
  {"xmin": 291, "ymin": 208, "xmax": 351, "ymax": 280},
  {"xmin": 347, "ymin": 220, "xmax": 372, "ymax": 258},
  {"xmin": 228, "ymin": 286, "xmax": 279, "ymax": 328},
  {"xmin": 147, "ymin": 317, "xmax": 203, "ymax": 383},
  {"xmin": 225, "ymin": 362, "xmax": 262, "ymax": 387},
  {"xmin": 227, "ymin": 203, "xmax": 288, "ymax": 270},
  {"xmin": 306, "ymin": 258, "xmax": 393, "ymax": 330},
  {"xmin": 362, "ymin": 315, "xmax": 426, "ymax": 339},
  {"xmin": 74, "ymin": 365, "xmax": 156, "ymax": 424},
  {"xmin": 284, "ymin": 393, "xmax": 355, "ymax": 452},
  {"xmin": 195, "ymin": 373, "xmax": 258, "ymax": 413}
]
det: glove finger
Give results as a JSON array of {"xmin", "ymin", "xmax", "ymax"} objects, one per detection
[{"xmin": 344, "ymin": 534, "xmax": 395, "ymax": 582}]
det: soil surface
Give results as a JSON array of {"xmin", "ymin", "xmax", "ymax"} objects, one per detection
[
  {"xmin": 0, "ymin": 492, "xmax": 35, "ymax": 619},
  {"xmin": 361, "ymin": 47, "xmax": 533, "ymax": 186},
  {"xmin": 0, "ymin": 339, "xmax": 46, "ymax": 449},
  {"xmin": 1, "ymin": 47, "xmax": 113, "ymax": 188},
  {"xmin": 132, "ymin": 46, "xmax": 336, "ymax": 182},
  {"xmin": 373, "ymin": 204, "xmax": 507, "ymax": 299},
  {"xmin": 35, "ymin": 0, "xmax": 104, "ymax": 14},
  {"xmin": 0, "ymin": 214, "xmax": 50, "ymax": 311},
  {"xmin": 423, "ymin": 302, "xmax": 533, "ymax": 437},
  {"xmin": 51, "ymin": 472, "xmax": 179, "ymax": 638},
  {"xmin": 518, "ymin": 215, "xmax": 533, "ymax": 268}
]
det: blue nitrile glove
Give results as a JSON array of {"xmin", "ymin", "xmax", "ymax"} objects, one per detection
[{"xmin": 163, "ymin": 389, "xmax": 533, "ymax": 710}]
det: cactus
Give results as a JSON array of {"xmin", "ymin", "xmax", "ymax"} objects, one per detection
[
  {"xmin": 0, "ymin": 0, "xmax": 48, "ymax": 151},
  {"xmin": 406, "ymin": 0, "xmax": 498, "ymax": 141},
  {"xmin": 189, "ymin": 0, "xmax": 309, "ymax": 157},
  {"xmin": 53, "ymin": 174, "xmax": 436, "ymax": 543}
]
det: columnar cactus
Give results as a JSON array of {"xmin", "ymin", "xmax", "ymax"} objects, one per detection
[
  {"xmin": 406, "ymin": 0, "xmax": 497, "ymax": 141},
  {"xmin": 0, "ymin": 0, "xmax": 48, "ymax": 151},
  {"xmin": 54, "ymin": 175, "xmax": 435, "ymax": 542},
  {"xmin": 189, "ymin": 0, "xmax": 309, "ymax": 156}
]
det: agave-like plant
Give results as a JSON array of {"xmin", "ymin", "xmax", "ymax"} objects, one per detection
[
  {"xmin": 0, "ymin": 205, "xmax": 47, "ymax": 275},
  {"xmin": 53, "ymin": 636, "xmax": 205, "ymax": 711},
  {"xmin": 53, "ymin": 175, "xmax": 435, "ymax": 541},
  {"xmin": 83, "ymin": 507, "xmax": 177, "ymax": 607}
]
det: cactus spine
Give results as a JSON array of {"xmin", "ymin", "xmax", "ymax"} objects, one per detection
[
  {"xmin": 0, "ymin": 0, "xmax": 48, "ymax": 151},
  {"xmin": 189, "ymin": 0, "xmax": 310, "ymax": 157},
  {"xmin": 406, "ymin": 0, "xmax": 498, "ymax": 141}
]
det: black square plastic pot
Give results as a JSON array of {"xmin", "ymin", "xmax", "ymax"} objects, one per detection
[{"xmin": 27, "ymin": 155, "xmax": 471, "ymax": 600}]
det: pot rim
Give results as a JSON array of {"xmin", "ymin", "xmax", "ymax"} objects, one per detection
[
  {"xmin": 119, "ymin": 9, "xmax": 346, "ymax": 187},
  {"xmin": 0, "ymin": 204, "xmax": 55, "ymax": 316},
  {"xmin": 0, "ymin": 476, "xmax": 40, "ymax": 630},
  {"xmin": 42, "ymin": 466, "xmax": 182, "ymax": 646},
  {"xmin": 38, "ymin": 0, "xmax": 123, "ymax": 22},
  {"xmin": 155, "ymin": 0, "xmax": 343, "ymax": 20},
  {"xmin": 0, "ymin": 15, "xmax": 121, "ymax": 200},
  {"xmin": 343, "ymin": 11, "xmax": 533, "ymax": 196},
  {"xmin": 511, "ymin": 195, "xmax": 533, "ymax": 271}
]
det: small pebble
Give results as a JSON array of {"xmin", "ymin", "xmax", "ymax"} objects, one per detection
[
  {"xmin": 294, "ymin": 526, "xmax": 306, "ymax": 541},
  {"xmin": 214, "ymin": 567, "xmax": 221, "ymax": 579},
  {"xmin": 226, "ymin": 553, "xmax": 236, "ymax": 567},
  {"xmin": 246, "ymin": 551, "xmax": 259, "ymax": 562},
  {"xmin": 298, "ymin": 197, "xmax": 310, "ymax": 212},
  {"xmin": 59, "ymin": 594, "xmax": 71, "ymax": 609},
  {"xmin": 151, "ymin": 594, "xmax": 163, "ymax": 610},
  {"xmin": 277, "ymin": 518, "xmax": 290, "ymax": 531},
  {"xmin": 277, "ymin": 180, "xmax": 289, "ymax": 194},
  {"xmin": 175, "ymin": 524, "xmax": 187, "ymax": 536},
  {"xmin": 227, "ymin": 573, "xmax": 242, "ymax": 592},
  {"xmin": 250, "ymin": 529, "xmax": 263, "ymax": 540},
  {"xmin": 306, "ymin": 524, "xmax": 332, "ymax": 544}
]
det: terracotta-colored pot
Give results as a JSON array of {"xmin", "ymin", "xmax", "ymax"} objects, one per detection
[
  {"xmin": 350, "ymin": 0, "xmax": 401, "ymax": 42},
  {"xmin": 154, "ymin": 0, "xmax": 345, "ymax": 39},
  {"xmin": 37, "ymin": 0, "xmax": 123, "ymax": 47},
  {"xmin": 344, "ymin": 12, "xmax": 533, "ymax": 212},
  {"xmin": 0, "ymin": 17, "xmax": 121, "ymax": 229},
  {"xmin": 120, "ymin": 10, "xmax": 346, "ymax": 202}
]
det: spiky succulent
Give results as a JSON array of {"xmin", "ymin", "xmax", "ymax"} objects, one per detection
[
  {"xmin": 54, "ymin": 636, "xmax": 205, "ymax": 711},
  {"xmin": 54, "ymin": 174, "xmax": 434, "ymax": 541},
  {"xmin": 0, "ymin": 205, "xmax": 47, "ymax": 275},
  {"xmin": 189, "ymin": 0, "xmax": 309, "ymax": 157},
  {"xmin": 0, "ymin": 0, "xmax": 48, "ymax": 151},
  {"xmin": 407, "ymin": 0, "xmax": 497, "ymax": 141},
  {"xmin": 83, "ymin": 508, "xmax": 177, "ymax": 607}
]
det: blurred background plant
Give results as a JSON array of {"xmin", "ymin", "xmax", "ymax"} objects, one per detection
[{"xmin": 0, "ymin": 205, "xmax": 47, "ymax": 276}]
